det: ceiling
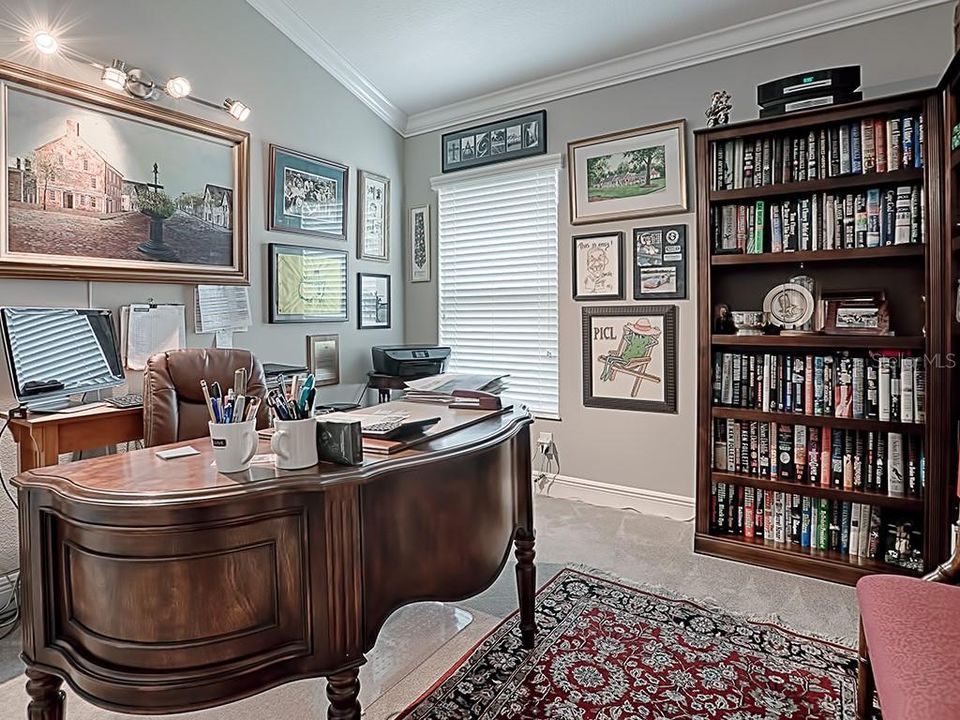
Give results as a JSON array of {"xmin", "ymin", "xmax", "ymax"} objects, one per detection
[{"xmin": 246, "ymin": 0, "xmax": 948, "ymax": 135}]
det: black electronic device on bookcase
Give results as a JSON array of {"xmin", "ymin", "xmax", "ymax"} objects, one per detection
[{"xmin": 757, "ymin": 66, "xmax": 861, "ymax": 117}]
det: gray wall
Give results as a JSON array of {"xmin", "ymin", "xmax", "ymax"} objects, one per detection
[
  {"xmin": 0, "ymin": 0, "xmax": 405, "ymax": 573},
  {"xmin": 403, "ymin": 5, "xmax": 954, "ymax": 500}
]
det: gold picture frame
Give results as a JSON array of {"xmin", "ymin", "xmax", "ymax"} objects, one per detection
[
  {"xmin": 306, "ymin": 333, "xmax": 340, "ymax": 386},
  {"xmin": 567, "ymin": 119, "xmax": 687, "ymax": 225},
  {"xmin": 0, "ymin": 59, "xmax": 249, "ymax": 284}
]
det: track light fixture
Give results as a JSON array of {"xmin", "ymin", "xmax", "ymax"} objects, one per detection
[
  {"xmin": 165, "ymin": 76, "xmax": 191, "ymax": 99},
  {"xmin": 32, "ymin": 31, "xmax": 58, "ymax": 55},
  {"xmin": 224, "ymin": 98, "xmax": 251, "ymax": 122},
  {"xmin": 100, "ymin": 59, "xmax": 127, "ymax": 91}
]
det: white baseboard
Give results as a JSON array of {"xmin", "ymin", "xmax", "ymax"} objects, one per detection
[{"xmin": 536, "ymin": 473, "xmax": 695, "ymax": 522}]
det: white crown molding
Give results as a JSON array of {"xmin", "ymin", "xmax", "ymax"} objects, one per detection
[
  {"xmin": 536, "ymin": 473, "xmax": 695, "ymax": 522},
  {"xmin": 404, "ymin": 0, "xmax": 950, "ymax": 137},
  {"xmin": 245, "ymin": 0, "xmax": 408, "ymax": 135}
]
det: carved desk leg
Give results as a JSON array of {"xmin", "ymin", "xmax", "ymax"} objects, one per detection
[
  {"xmin": 326, "ymin": 666, "xmax": 361, "ymax": 720},
  {"xmin": 515, "ymin": 527, "xmax": 537, "ymax": 650},
  {"xmin": 25, "ymin": 669, "xmax": 65, "ymax": 720}
]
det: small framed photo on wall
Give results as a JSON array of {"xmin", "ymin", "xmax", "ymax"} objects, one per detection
[
  {"xmin": 358, "ymin": 170, "xmax": 390, "ymax": 261},
  {"xmin": 633, "ymin": 225, "xmax": 687, "ymax": 300},
  {"xmin": 572, "ymin": 232, "xmax": 624, "ymax": 301},
  {"xmin": 409, "ymin": 205, "xmax": 431, "ymax": 282},
  {"xmin": 306, "ymin": 334, "xmax": 340, "ymax": 386},
  {"xmin": 582, "ymin": 304, "xmax": 678, "ymax": 414},
  {"xmin": 357, "ymin": 272, "xmax": 391, "ymax": 329}
]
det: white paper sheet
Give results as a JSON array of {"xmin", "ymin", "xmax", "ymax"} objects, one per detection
[
  {"xmin": 124, "ymin": 304, "xmax": 186, "ymax": 370},
  {"xmin": 195, "ymin": 285, "xmax": 251, "ymax": 334}
]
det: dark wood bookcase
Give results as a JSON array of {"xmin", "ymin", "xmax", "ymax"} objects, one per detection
[{"xmin": 694, "ymin": 90, "xmax": 955, "ymax": 585}]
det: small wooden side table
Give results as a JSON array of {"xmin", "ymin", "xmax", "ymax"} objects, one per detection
[
  {"xmin": 2, "ymin": 405, "xmax": 143, "ymax": 472},
  {"xmin": 366, "ymin": 372, "xmax": 413, "ymax": 403}
]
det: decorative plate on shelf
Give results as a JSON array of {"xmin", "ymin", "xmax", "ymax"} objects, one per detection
[{"xmin": 763, "ymin": 282, "xmax": 814, "ymax": 330}]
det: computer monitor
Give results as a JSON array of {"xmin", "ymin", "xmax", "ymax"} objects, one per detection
[{"xmin": 0, "ymin": 307, "xmax": 125, "ymax": 412}]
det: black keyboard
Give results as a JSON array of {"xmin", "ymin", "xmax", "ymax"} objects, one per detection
[{"xmin": 106, "ymin": 394, "xmax": 143, "ymax": 409}]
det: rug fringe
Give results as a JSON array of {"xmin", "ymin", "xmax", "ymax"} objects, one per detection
[{"xmin": 562, "ymin": 562, "xmax": 856, "ymax": 650}]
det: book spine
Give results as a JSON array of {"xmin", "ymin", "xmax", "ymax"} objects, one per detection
[
  {"xmin": 852, "ymin": 356, "xmax": 865, "ymax": 419},
  {"xmin": 751, "ymin": 201, "xmax": 765, "ymax": 253},
  {"xmin": 840, "ymin": 501, "xmax": 851, "ymax": 555},
  {"xmin": 777, "ymin": 423, "xmax": 794, "ymax": 481},
  {"xmin": 888, "ymin": 432, "xmax": 905, "ymax": 495},
  {"xmin": 808, "ymin": 427, "xmax": 821, "ymax": 488},
  {"xmin": 853, "ymin": 431, "xmax": 865, "ymax": 490},
  {"xmin": 794, "ymin": 424, "xmax": 807, "ymax": 484},
  {"xmin": 839, "ymin": 125, "xmax": 851, "ymax": 175},
  {"xmin": 878, "ymin": 356, "xmax": 891, "ymax": 421},
  {"xmin": 861, "ymin": 119, "xmax": 875, "ymax": 174},
  {"xmin": 875, "ymin": 119, "xmax": 887, "ymax": 173},
  {"xmin": 801, "ymin": 496, "xmax": 812, "ymax": 548},
  {"xmin": 773, "ymin": 492, "xmax": 786, "ymax": 543},
  {"xmin": 888, "ymin": 118, "xmax": 901, "ymax": 171},
  {"xmin": 866, "ymin": 356, "xmax": 879, "ymax": 420},
  {"xmin": 866, "ymin": 188, "xmax": 881, "ymax": 248},
  {"xmin": 914, "ymin": 365, "xmax": 925, "ymax": 424},
  {"xmin": 902, "ymin": 116, "xmax": 915, "ymax": 169},
  {"xmin": 849, "ymin": 502, "xmax": 862, "ymax": 558},
  {"xmin": 744, "ymin": 487, "xmax": 755, "ymax": 539},
  {"xmin": 850, "ymin": 122, "xmax": 862, "ymax": 175},
  {"xmin": 900, "ymin": 357, "xmax": 914, "ymax": 424}
]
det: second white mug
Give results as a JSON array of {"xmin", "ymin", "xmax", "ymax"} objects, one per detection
[{"xmin": 271, "ymin": 417, "xmax": 319, "ymax": 470}]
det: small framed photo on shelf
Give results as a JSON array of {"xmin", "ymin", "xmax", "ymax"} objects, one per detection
[
  {"xmin": 358, "ymin": 170, "xmax": 390, "ymax": 261},
  {"xmin": 268, "ymin": 145, "xmax": 348, "ymax": 241},
  {"xmin": 572, "ymin": 232, "xmax": 624, "ymax": 301},
  {"xmin": 357, "ymin": 272, "xmax": 391, "ymax": 329},
  {"xmin": 442, "ymin": 110, "xmax": 546, "ymax": 173},
  {"xmin": 567, "ymin": 119, "xmax": 687, "ymax": 225},
  {"xmin": 409, "ymin": 205, "xmax": 431, "ymax": 282},
  {"xmin": 268, "ymin": 243, "xmax": 348, "ymax": 323},
  {"xmin": 633, "ymin": 224, "xmax": 687, "ymax": 300},
  {"xmin": 822, "ymin": 289, "xmax": 890, "ymax": 335},
  {"xmin": 306, "ymin": 334, "xmax": 340, "ymax": 386},
  {"xmin": 581, "ymin": 304, "xmax": 678, "ymax": 414}
]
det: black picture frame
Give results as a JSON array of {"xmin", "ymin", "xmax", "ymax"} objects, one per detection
[
  {"xmin": 357, "ymin": 272, "xmax": 391, "ymax": 329},
  {"xmin": 581, "ymin": 304, "xmax": 678, "ymax": 414},
  {"xmin": 633, "ymin": 224, "xmax": 687, "ymax": 300},
  {"xmin": 268, "ymin": 144, "xmax": 349, "ymax": 241},
  {"xmin": 572, "ymin": 231, "xmax": 624, "ymax": 301},
  {"xmin": 442, "ymin": 110, "xmax": 547, "ymax": 173},
  {"xmin": 268, "ymin": 243, "xmax": 348, "ymax": 323}
]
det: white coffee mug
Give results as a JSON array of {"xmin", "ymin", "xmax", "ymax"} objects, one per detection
[
  {"xmin": 271, "ymin": 417, "xmax": 319, "ymax": 470},
  {"xmin": 209, "ymin": 420, "xmax": 258, "ymax": 473}
]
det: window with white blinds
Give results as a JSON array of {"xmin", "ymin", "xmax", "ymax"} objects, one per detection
[{"xmin": 435, "ymin": 159, "xmax": 560, "ymax": 417}]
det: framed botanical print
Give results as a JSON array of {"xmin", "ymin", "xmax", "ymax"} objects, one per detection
[
  {"xmin": 306, "ymin": 333, "xmax": 340, "ymax": 386},
  {"xmin": 358, "ymin": 170, "xmax": 389, "ymax": 261},
  {"xmin": 567, "ymin": 119, "xmax": 687, "ymax": 225},
  {"xmin": 0, "ymin": 60, "xmax": 249, "ymax": 284},
  {"xmin": 582, "ymin": 305, "xmax": 677, "ymax": 414},
  {"xmin": 633, "ymin": 225, "xmax": 687, "ymax": 300},
  {"xmin": 268, "ymin": 243, "xmax": 348, "ymax": 323},
  {"xmin": 409, "ymin": 205, "xmax": 431, "ymax": 283},
  {"xmin": 268, "ymin": 144, "xmax": 348, "ymax": 241},
  {"xmin": 357, "ymin": 272, "xmax": 391, "ymax": 329},
  {"xmin": 572, "ymin": 232, "xmax": 624, "ymax": 301}
]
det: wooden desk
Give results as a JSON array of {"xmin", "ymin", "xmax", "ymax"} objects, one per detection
[
  {"xmin": 3, "ymin": 405, "xmax": 143, "ymax": 472},
  {"xmin": 13, "ymin": 405, "xmax": 535, "ymax": 720}
]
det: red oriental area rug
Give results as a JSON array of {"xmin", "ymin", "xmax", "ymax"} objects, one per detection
[{"xmin": 399, "ymin": 568, "xmax": 857, "ymax": 719}]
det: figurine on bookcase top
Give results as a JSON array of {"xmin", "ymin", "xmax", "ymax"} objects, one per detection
[{"xmin": 705, "ymin": 90, "xmax": 732, "ymax": 127}]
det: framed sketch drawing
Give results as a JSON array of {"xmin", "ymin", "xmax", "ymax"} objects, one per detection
[
  {"xmin": 0, "ymin": 60, "xmax": 249, "ymax": 284},
  {"xmin": 409, "ymin": 205, "xmax": 431, "ymax": 282},
  {"xmin": 268, "ymin": 243, "xmax": 348, "ymax": 323},
  {"xmin": 572, "ymin": 232, "xmax": 623, "ymax": 301},
  {"xmin": 567, "ymin": 119, "xmax": 687, "ymax": 225},
  {"xmin": 306, "ymin": 334, "xmax": 340, "ymax": 386},
  {"xmin": 582, "ymin": 305, "xmax": 677, "ymax": 414},
  {"xmin": 358, "ymin": 170, "xmax": 389, "ymax": 261},
  {"xmin": 633, "ymin": 225, "xmax": 687, "ymax": 300},
  {"xmin": 268, "ymin": 144, "xmax": 348, "ymax": 241},
  {"xmin": 357, "ymin": 272, "xmax": 391, "ymax": 329}
]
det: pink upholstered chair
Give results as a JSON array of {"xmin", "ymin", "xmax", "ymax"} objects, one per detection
[{"xmin": 856, "ymin": 543, "xmax": 960, "ymax": 719}]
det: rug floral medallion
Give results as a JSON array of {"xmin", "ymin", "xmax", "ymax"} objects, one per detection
[{"xmin": 400, "ymin": 568, "xmax": 857, "ymax": 720}]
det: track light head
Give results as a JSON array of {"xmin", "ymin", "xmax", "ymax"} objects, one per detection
[
  {"xmin": 32, "ymin": 31, "xmax": 59, "ymax": 55},
  {"xmin": 101, "ymin": 59, "xmax": 127, "ymax": 91},
  {"xmin": 164, "ymin": 76, "xmax": 192, "ymax": 99},
  {"xmin": 224, "ymin": 98, "xmax": 250, "ymax": 122}
]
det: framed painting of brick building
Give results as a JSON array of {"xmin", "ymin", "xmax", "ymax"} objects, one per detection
[{"xmin": 0, "ymin": 60, "xmax": 249, "ymax": 283}]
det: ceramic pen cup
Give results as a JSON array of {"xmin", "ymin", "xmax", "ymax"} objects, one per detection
[
  {"xmin": 209, "ymin": 419, "xmax": 258, "ymax": 473},
  {"xmin": 271, "ymin": 417, "xmax": 319, "ymax": 470}
]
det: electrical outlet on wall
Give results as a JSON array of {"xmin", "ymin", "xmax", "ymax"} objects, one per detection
[{"xmin": 537, "ymin": 432, "xmax": 555, "ymax": 457}]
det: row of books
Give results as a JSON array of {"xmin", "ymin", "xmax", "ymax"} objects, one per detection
[
  {"xmin": 712, "ymin": 419, "xmax": 923, "ymax": 497},
  {"xmin": 711, "ymin": 114, "xmax": 924, "ymax": 191},
  {"xmin": 712, "ymin": 186, "xmax": 923, "ymax": 253},
  {"xmin": 712, "ymin": 352, "xmax": 925, "ymax": 424},
  {"xmin": 709, "ymin": 484, "xmax": 918, "ymax": 566}
]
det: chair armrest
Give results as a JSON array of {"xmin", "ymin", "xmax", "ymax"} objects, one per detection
[{"xmin": 924, "ymin": 524, "xmax": 960, "ymax": 584}]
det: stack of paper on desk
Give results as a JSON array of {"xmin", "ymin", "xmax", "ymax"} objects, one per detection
[{"xmin": 403, "ymin": 372, "xmax": 508, "ymax": 404}]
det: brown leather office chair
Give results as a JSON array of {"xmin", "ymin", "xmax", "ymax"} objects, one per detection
[{"xmin": 143, "ymin": 348, "xmax": 269, "ymax": 447}]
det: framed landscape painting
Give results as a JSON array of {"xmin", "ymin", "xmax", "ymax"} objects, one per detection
[
  {"xmin": 0, "ymin": 60, "xmax": 249, "ymax": 283},
  {"xmin": 581, "ymin": 304, "xmax": 677, "ymax": 414},
  {"xmin": 268, "ymin": 243, "xmax": 348, "ymax": 323},
  {"xmin": 268, "ymin": 144, "xmax": 348, "ymax": 241},
  {"xmin": 572, "ymin": 232, "xmax": 623, "ymax": 301},
  {"xmin": 568, "ymin": 119, "xmax": 687, "ymax": 225}
]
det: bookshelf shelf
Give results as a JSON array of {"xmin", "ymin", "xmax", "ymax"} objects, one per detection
[
  {"xmin": 695, "ymin": 89, "xmax": 953, "ymax": 586},
  {"xmin": 709, "ymin": 167, "xmax": 923, "ymax": 203},
  {"xmin": 711, "ymin": 334, "xmax": 925, "ymax": 350},
  {"xmin": 694, "ymin": 533, "xmax": 922, "ymax": 585},
  {"xmin": 711, "ymin": 407, "xmax": 923, "ymax": 435},
  {"xmin": 711, "ymin": 244, "xmax": 924, "ymax": 266},
  {"xmin": 711, "ymin": 471, "xmax": 924, "ymax": 512}
]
